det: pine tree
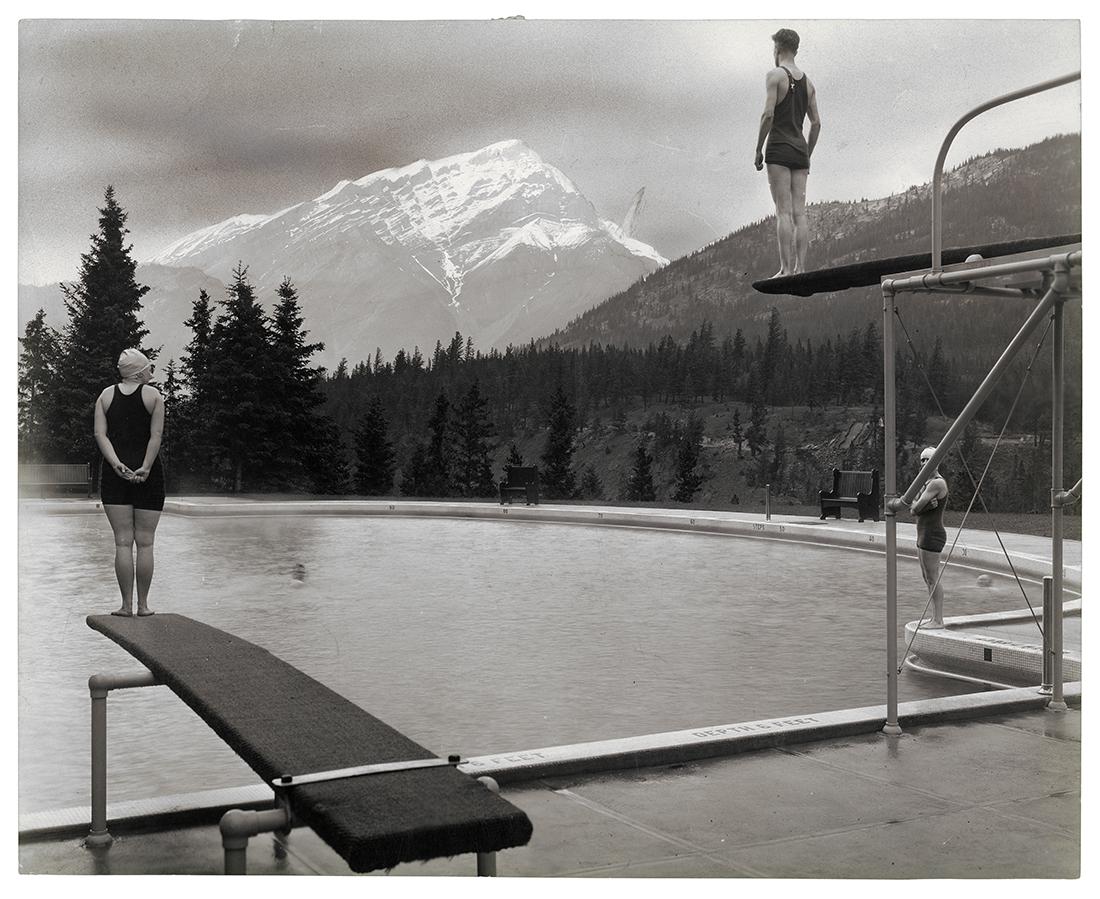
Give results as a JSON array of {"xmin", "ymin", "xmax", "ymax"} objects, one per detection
[
  {"xmin": 731, "ymin": 407, "xmax": 744, "ymax": 459},
  {"xmin": 18, "ymin": 310, "xmax": 61, "ymax": 461},
  {"xmin": 746, "ymin": 365, "xmax": 768, "ymax": 458},
  {"xmin": 353, "ymin": 396, "xmax": 396, "ymax": 495},
  {"xmin": 769, "ymin": 421, "xmax": 787, "ymax": 489},
  {"xmin": 540, "ymin": 383, "xmax": 577, "ymax": 499},
  {"xmin": 176, "ymin": 289, "xmax": 216, "ymax": 485},
  {"xmin": 158, "ymin": 360, "xmax": 183, "ymax": 492},
  {"xmin": 579, "ymin": 464, "xmax": 604, "ymax": 500},
  {"xmin": 205, "ymin": 264, "xmax": 282, "ymax": 491},
  {"xmin": 270, "ymin": 277, "xmax": 341, "ymax": 492},
  {"xmin": 48, "ymin": 187, "xmax": 151, "ymax": 470},
  {"xmin": 452, "ymin": 379, "xmax": 496, "ymax": 497},
  {"xmin": 673, "ymin": 416, "xmax": 705, "ymax": 502},
  {"xmin": 423, "ymin": 392, "xmax": 453, "ymax": 496},
  {"xmin": 626, "ymin": 441, "xmax": 656, "ymax": 502}
]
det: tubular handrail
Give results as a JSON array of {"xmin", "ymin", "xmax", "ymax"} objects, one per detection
[{"xmin": 931, "ymin": 71, "xmax": 1080, "ymax": 272}]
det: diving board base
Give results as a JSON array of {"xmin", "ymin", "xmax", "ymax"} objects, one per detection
[{"xmin": 86, "ymin": 613, "xmax": 532, "ymax": 874}]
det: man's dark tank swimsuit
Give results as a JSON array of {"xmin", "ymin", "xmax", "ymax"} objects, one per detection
[
  {"xmin": 915, "ymin": 494, "xmax": 947, "ymax": 553},
  {"xmin": 765, "ymin": 65, "xmax": 811, "ymax": 171},
  {"xmin": 99, "ymin": 384, "xmax": 165, "ymax": 511}
]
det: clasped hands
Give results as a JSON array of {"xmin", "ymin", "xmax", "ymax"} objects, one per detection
[{"xmin": 114, "ymin": 462, "xmax": 150, "ymax": 484}]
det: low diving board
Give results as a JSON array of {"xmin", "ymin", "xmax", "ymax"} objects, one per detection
[
  {"xmin": 86, "ymin": 613, "xmax": 533, "ymax": 873},
  {"xmin": 752, "ymin": 233, "xmax": 1081, "ymax": 296}
]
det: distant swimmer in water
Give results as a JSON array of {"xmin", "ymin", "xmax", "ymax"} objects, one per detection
[
  {"xmin": 94, "ymin": 348, "xmax": 165, "ymax": 617},
  {"xmin": 292, "ymin": 563, "xmax": 306, "ymax": 585},
  {"xmin": 910, "ymin": 446, "xmax": 949, "ymax": 628},
  {"xmin": 754, "ymin": 27, "xmax": 821, "ymax": 278}
]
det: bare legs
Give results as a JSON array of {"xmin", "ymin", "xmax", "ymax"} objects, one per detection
[
  {"xmin": 918, "ymin": 549, "xmax": 945, "ymax": 627},
  {"xmin": 766, "ymin": 164, "xmax": 810, "ymax": 276},
  {"xmin": 104, "ymin": 504, "xmax": 161, "ymax": 615},
  {"xmin": 790, "ymin": 168, "xmax": 809, "ymax": 273}
]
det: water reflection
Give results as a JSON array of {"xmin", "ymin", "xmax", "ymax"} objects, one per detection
[{"xmin": 19, "ymin": 509, "xmax": 1034, "ymax": 813}]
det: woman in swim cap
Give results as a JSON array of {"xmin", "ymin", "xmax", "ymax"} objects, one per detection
[
  {"xmin": 911, "ymin": 446, "xmax": 949, "ymax": 627},
  {"xmin": 93, "ymin": 348, "xmax": 166, "ymax": 617}
]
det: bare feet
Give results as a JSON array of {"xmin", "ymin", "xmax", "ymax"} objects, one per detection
[
  {"xmin": 111, "ymin": 607, "xmax": 133, "ymax": 617},
  {"xmin": 771, "ymin": 269, "xmax": 793, "ymax": 279},
  {"xmin": 137, "ymin": 608, "xmax": 156, "ymax": 617}
]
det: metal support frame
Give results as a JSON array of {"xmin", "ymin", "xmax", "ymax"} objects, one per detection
[
  {"xmin": 881, "ymin": 251, "xmax": 1079, "ymax": 736},
  {"xmin": 86, "ymin": 669, "xmax": 161, "ymax": 848},
  {"xmin": 931, "ymin": 71, "xmax": 1080, "ymax": 271},
  {"xmin": 475, "ymin": 776, "xmax": 501, "ymax": 876},
  {"xmin": 1048, "ymin": 280, "xmax": 1068, "ymax": 711},
  {"xmin": 1040, "ymin": 576, "xmax": 1054, "ymax": 695},
  {"xmin": 218, "ymin": 775, "xmax": 505, "ymax": 875}
]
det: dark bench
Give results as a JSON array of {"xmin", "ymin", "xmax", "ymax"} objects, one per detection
[
  {"xmin": 19, "ymin": 462, "xmax": 91, "ymax": 497},
  {"xmin": 819, "ymin": 469, "xmax": 881, "ymax": 522},
  {"xmin": 86, "ymin": 613, "xmax": 533, "ymax": 874},
  {"xmin": 499, "ymin": 466, "xmax": 539, "ymax": 505}
]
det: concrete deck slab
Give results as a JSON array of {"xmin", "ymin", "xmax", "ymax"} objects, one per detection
[{"xmin": 19, "ymin": 707, "xmax": 1080, "ymax": 878}]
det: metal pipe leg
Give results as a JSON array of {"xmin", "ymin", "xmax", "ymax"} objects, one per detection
[
  {"xmin": 85, "ymin": 669, "xmax": 159, "ymax": 849},
  {"xmin": 477, "ymin": 851, "xmax": 498, "ymax": 876},
  {"xmin": 476, "ymin": 776, "xmax": 501, "ymax": 876},
  {"xmin": 220, "ymin": 807, "xmax": 293, "ymax": 875},
  {"xmin": 86, "ymin": 689, "xmax": 111, "ymax": 848}
]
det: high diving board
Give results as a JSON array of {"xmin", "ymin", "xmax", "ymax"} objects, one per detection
[
  {"xmin": 86, "ymin": 613, "xmax": 533, "ymax": 873},
  {"xmin": 752, "ymin": 233, "xmax": 1081, "ymax": 296}
]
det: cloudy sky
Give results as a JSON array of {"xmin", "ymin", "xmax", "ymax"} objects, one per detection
[{"xmin": 17, "ymin": 8, "xmax": 1084, "ymax": 286}]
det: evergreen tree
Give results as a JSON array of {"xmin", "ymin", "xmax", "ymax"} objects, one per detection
[
  {"xmin": 769, "ymin": 421, "xmax": 787, "ymax": 489},
  {"xmin": 452, "ymin": 379, "xmax": 496, "ymax": 497},
  {"xmin": 353, "ymin": 396, "xmax": 396, "ymax": 495},
  {"xmin": 579, "ymin": 464, "xmax": 604, "ymax": 500},
  {"xmin": 541, "ymin": 383, "xmax": 577, "ymax": 499},
  {"xmin": 731, "ymin": 407, "xmax": 744, "ymax": 459},
  {"xmin": 175, "ymin": 289, "xmax": 216, "ymax": 486},
  {"xmin": 673, "ymin": 416, "xmax": 705, "ymax": 503},
  {"xmin": 18, "ymin": 310, "xmax": 60, "ymax": 461},
  {"xmin": 48, "ymin": 187, "xmax": 151, "ymax": 470},
  {"xmin": 746, "ymin": 365, "xmax": 768, "ymax": 458},
  {"xmin": 400, "ymin": 442, "xmax": 432, "ymax": 497},
  {"xmin": 422, "ymin": 392, "xmax": 453, "ymax": 496},
  {"xmin": 761, "ymin": 307, "xmax": 784, "ymax": 403},
  {"xmin": 625, "ymin": 441, "xmax": 656, "ymax": 502},
  {"xmin": 270, "ymin": 277, "xmax": 342, "ymax": 492},
  {"xmin": 158, "ymin": 360, "xmax": 183, "ymax": 492},
  {"xmin": 205, "ymin": 264, "xmax": 282, "ymax": 491}
]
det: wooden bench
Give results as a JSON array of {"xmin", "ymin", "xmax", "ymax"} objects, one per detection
[
  {"xmin": 18, "ymin": 462, "xmax": 91, "ymax": 497},
  {"xmin": 85, "ymin": 613, "xmax": 533, "ymax": 874},
  {"xmin": 819, "ymin": 469, "xmax": 881, "ymax": 522},
  {"xmin": 499, "ymin": 466, "xmax": 539, "ymax": 505}
]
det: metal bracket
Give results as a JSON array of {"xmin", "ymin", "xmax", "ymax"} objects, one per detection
[{"xmin": 272, "ymin": 755, "xmax": 462, "ymax": 788}]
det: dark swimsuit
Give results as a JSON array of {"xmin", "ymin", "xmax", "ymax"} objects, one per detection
[
  {"xmin": 915, "ymin": 495, "xmax": 947, "ymax": 553},
  {"xmin": 99, "ymin": 384, "xmax": 165, "ymax": 511},
  {"xmin": 765, "ymin": 65, "xmax": 811, "ymax": 171}
]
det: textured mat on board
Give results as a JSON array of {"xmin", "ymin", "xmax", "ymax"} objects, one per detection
[{"xmin": 87, "ymin": 613, "xmax": 532, "ymax": 872}]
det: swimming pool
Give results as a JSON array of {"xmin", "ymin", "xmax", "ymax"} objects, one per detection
[{"xmin": 18, "ymin": 507, "xmax": 1041, "ymax": 814}]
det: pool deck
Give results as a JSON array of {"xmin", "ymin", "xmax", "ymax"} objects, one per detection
[
  {"xmin": 20, "ymin": 499, "xmax": 1084, "ymax": 877},
  {"xmin": 18, "ymin": 702, "xmax": 1082, "ymax": 877}
]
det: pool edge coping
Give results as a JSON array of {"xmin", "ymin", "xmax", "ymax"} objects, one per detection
[{"xmin": 19, "ymin": 683, "xmax": 1081, "ymax": 843}]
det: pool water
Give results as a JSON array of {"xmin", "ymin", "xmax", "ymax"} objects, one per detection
[{"xmin": 18, "ymin": 509, "xmax": 1042, "ymax": 813}]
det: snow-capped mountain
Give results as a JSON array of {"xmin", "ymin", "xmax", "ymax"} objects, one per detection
[{"xmin": 137, "ymin": 140, "xmax": 666, "ymax": 365}]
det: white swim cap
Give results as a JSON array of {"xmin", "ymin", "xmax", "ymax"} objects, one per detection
[{"xmin": 118, "ymin": 348, "xmax": 152, "ymax": 379}]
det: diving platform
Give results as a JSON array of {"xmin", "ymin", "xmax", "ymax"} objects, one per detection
[
  {"xmin": 752, "ymin": 233, "xmax": 1081, "ymax": 296},
  {"xmin": 85, "ymin": 613, "xmax": 533, "ymax": 873}
]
